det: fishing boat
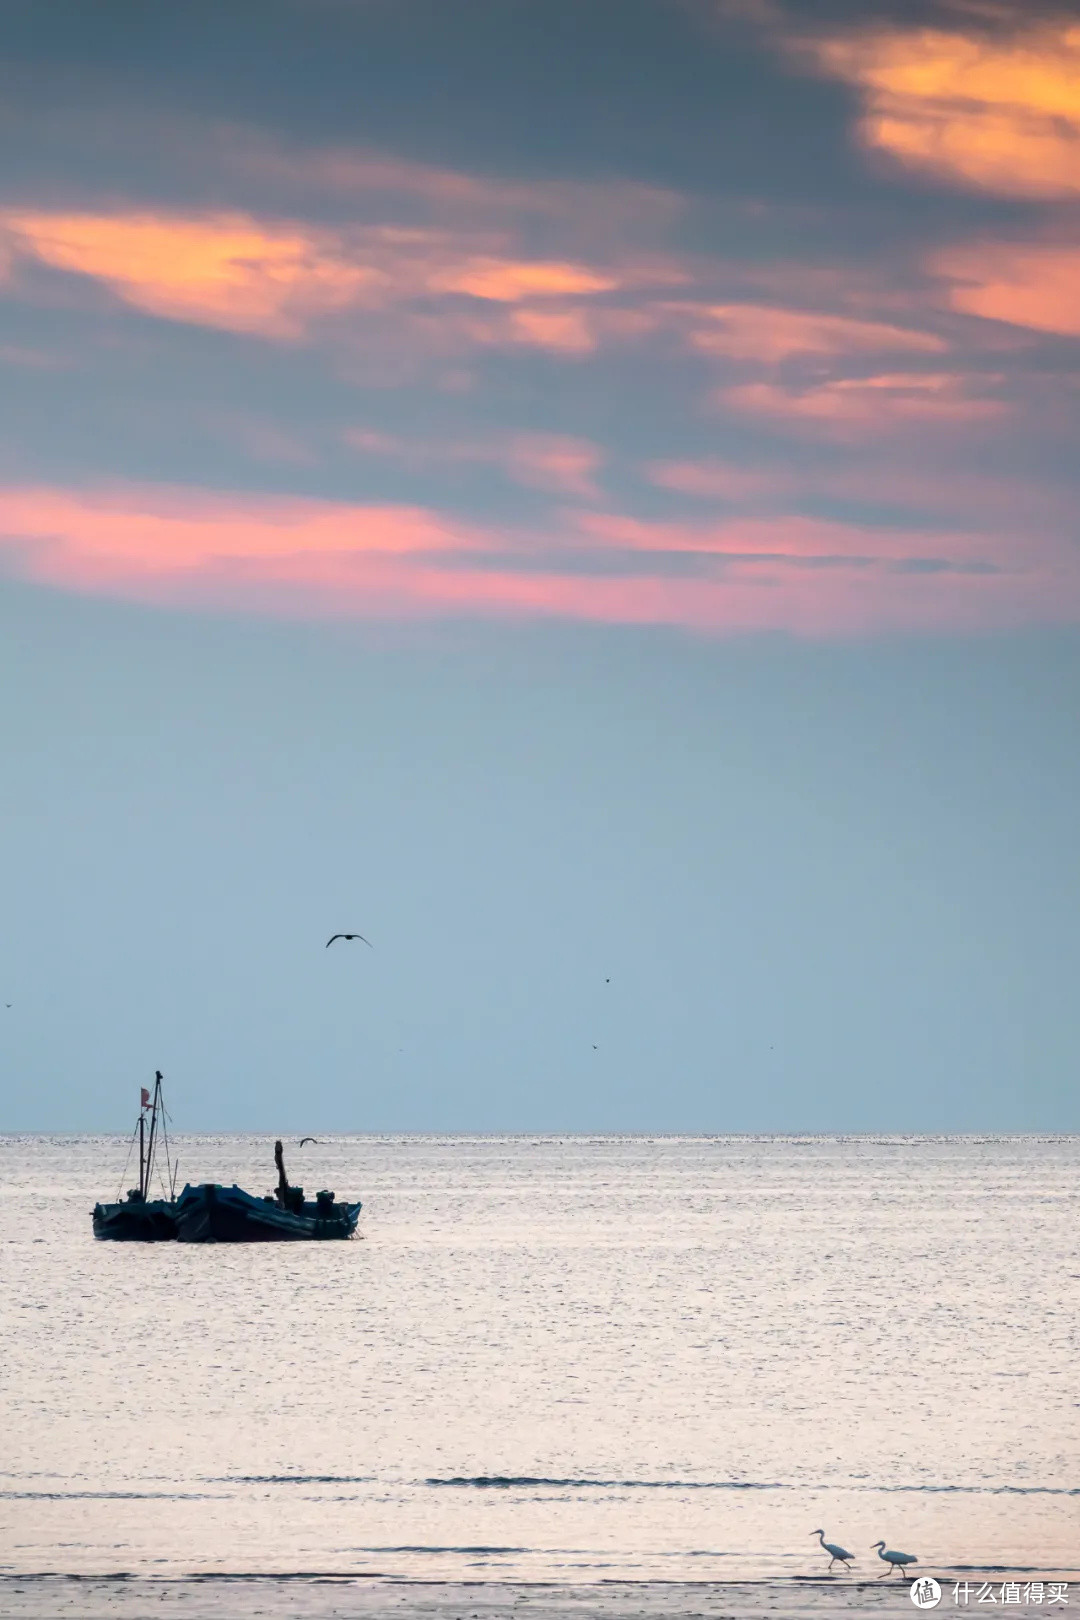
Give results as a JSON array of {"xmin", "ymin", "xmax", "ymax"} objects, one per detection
[
  {"xmin": 175, "ymin": 1139, "xmax": 361, "ymax": 1242},
  {"xmin": 92, "ymin": 1071, "xmax": 179, "ymax": 1241}
]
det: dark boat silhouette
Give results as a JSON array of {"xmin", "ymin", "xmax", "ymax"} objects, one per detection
[
  {"xmin": 175, "ymin": 1140, "xmax": 361, "ymax": 1242},
  {"xmin": 92, "ymin": 1072, "xmax": 178, "ymax": 1241}
]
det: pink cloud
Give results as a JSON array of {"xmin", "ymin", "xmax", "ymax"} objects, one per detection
[
  {"xmin": 504, "ymin": 435, "xmax": 604, "ymax": 499},
  {"xmin": 343, "ymin": 426, "xmax": 604, "ymax": 498},
  {"xmin": 716, "ymin": 371, "xmax": 1007, "ymax": 432},
  {"xmin": 672, "ymin": 301, "xmax": 946, "ymax": 362},
  {"xmin": 1, "ymin": 480, "xmax": 1077, "ymax": 637},
  {"xmin": 646, "ymin": 460, "xmax": 782, "ymax": 501},
  {"xmin": 933, "ymin": 240, "xmax": 1080, "ymax": 336},
  {"xmin": 0, "ymin": 484, "xmax": 473, "ymax": 580}
]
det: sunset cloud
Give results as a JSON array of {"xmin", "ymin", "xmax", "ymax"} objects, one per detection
[
  {"xmin": 1, "ymin": 212, "xmax": 372, "ymax": 338},
  {"xmin": 675, "ymin": 302, "xmax": 946, "ymax": 362},
  {"xmin": 431, "ymin": 258, "xmax": 618, "ymax": 302},
  {"xmin": 0, "ymin": 481, "xmax": 473, "ymax": 574},
  {"xmin": 718, "ymin": 371, "xmax": 1007, "ymax": 431},
  {"xmin": 0, "ymin": 209, "xmax": 638, "ymax": 345},
  {"xmin": 343, "ymin": 428, "xmax": 604, "ymax": 498},
  {"xmin": 1, "ymin": 480, "xmax": 1076, "ymax": 636},
  {"xmin": 223, "ymin": 132, "xmax": 684, "ymax": 238},
  {"xmin": 806, "ymin": 20, "xmax": 1080, "ymax": 198},
  {"xmin": 933, "ymin": 241, "xmax": 1080, "ymax": 337},
  {"xmin": 3, "ymin": 44, "xmax": 1077, "ymax": 646},
  {"xmin": 646, "ymin": 460, "xmax": 781, "ymax": 503},
  {"xmin": 504, "ymin": 435, "xmax": 604, "ymax": 499}
]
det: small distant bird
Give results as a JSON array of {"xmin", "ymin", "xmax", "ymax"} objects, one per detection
[
  {"xmin": 326, "ymin": 933, "xmax": 373, "ymax": 949},
  {"xmin": 299, "ymin": 1136, "xmax": 319, "ymax": 1146},
  {"xmin": 872, "ymin": 1541, "xmax": 918, "ymax": 1577},
  {"xmin": 811, "ymin": 1530, "xmax": 854, "ymax": 1572},
  {"xmin": 605, "ymin": 978, "xmax": 610, "ymax": 983},
  {"xmin": 592, "ymin": 1044, "xmax": 598, "ymax": 1050}
]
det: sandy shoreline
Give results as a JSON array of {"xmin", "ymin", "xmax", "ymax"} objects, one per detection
[{"xmin": 1, "ymin": 1575, "xmax": 1074, "ymax": 1620}]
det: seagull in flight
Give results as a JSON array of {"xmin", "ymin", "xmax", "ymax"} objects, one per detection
[
  {"xmin": 299, "ymin": 1136, "xmax": 319, "ymax": 1146},
  {"xmin": 326, "ymin": 933, "xmax": 373, "ymax": 948}
]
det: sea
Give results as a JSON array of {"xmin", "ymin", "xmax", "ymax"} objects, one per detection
[{"xmin": 1, "ymin": 1134, "xmax": 1077, "ymax": 1599}]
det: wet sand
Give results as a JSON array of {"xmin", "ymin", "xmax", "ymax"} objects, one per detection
[{"xmin": 0, "ymin": 1576, "xmax": 1059, "ymax": 1620}]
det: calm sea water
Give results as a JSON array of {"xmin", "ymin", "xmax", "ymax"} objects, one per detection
[{"xmin": 1, "ymin": 1135, "xmax": 1077, "ymax": 1584}]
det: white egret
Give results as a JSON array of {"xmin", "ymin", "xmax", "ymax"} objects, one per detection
[
  {"xmin": 872, "ymin": 1540, "xmax": 918, "ymax": 1576},
  {"xmin": 811, "ymin": 1530, "xmax": 854, "ymax": 1572}
]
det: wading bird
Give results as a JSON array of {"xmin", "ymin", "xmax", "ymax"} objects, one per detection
[
  {"xmin": 326, "ymin": 933, "xmax": 373, "ymax": 948},
  {"xmin": 872, "ymin": 1541, "xmax": 918, "ymax": 1576},
  {"xmin": 811, "ymin": 1530, "xmax": 854, "ymax": 1572}
]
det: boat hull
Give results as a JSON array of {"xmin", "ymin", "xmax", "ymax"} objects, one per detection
[
  {"xmin": 176, "ymin": 1183, "xmax": 361, "ymax": 1242},
  {"xmin": 92, "ymin": 1199, "xmax": 178, "ymax": 1241}
]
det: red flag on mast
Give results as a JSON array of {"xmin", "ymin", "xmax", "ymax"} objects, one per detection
[{"xmin": 140, "ymin": 1088, "xmax": 151, "ymax": 1108}]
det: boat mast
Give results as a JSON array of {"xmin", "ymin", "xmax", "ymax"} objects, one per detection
[
  {"xmin": 144, "ymin": 1071, "xmax": 162, "ymax": 1200},
  {"xmin": 138, "ymin": 1105, "xmax": 146, "ymax": 1199}
]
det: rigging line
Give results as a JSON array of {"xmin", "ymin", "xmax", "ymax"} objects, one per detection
[
  {"xmin": 155, "ymin": 1137, "xmax": 174, "ymax": 1202},
  {"xmin": 160, "ymin": 1101, "xmax": 179, "ymax": 1195},
  {"xmin": 114, "ymin": 1123, "xmax": 139, "ymax": 1203},
  {"xmin": 157, "ymin": 1106, "xmax": 174, "ymax": 1201}
]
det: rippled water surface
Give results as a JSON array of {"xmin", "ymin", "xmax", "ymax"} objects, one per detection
[{"xmin": 1, "ymin": 1135, "xmax": 1077, "ymax": 1582}]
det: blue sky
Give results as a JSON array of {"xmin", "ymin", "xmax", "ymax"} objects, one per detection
[{"xmin": 1, "ymin": 0, "xmax": 1078, "ymax": 1129}]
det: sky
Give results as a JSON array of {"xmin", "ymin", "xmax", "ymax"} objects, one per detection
[{"xmin": 1, "ymin": 0, "xmax": 1078, "ymax": 1131}]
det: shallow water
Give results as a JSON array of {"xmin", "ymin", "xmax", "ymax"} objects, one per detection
[{"xmin": 1, "ymin": 1135, "xmax": 1077, "ymax": 1583}]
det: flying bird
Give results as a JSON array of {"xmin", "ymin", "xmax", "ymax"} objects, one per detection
[
  {"xmin": 299, "ymin": 1136, "xmax": 319, "ymax": 1146},
  {"xmin": 811, "ymin": 1530, "xmax": 854, "ymax": 1572},
  {"xmin": 872, "ymin": 1541, "xmax": 918, "ymax": 1577},
  {"xmin": 326, "ymin": 933, "xmax": 373, "ymax": 948}
]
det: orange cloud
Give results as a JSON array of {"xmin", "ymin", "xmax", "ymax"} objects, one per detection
[
  {"xmin": 1, "ymin": 212, "xmax": 374, "ymax": 338},
  {"xmin": 0, "ymin": 209, "xmax": 636, "ymax": 347},
  {"xmin": 676, "ymin": 302, "xmax": 945, "ymax": 361},
  {"xmin": 2, "ymin": 481, "xmax": 1076, "ymax": 637},
  {"xmin": 806, "ymin": 22, "xmax": 1080, "ymax": 197},
  {"xmin": 431, "ymin": 257, "xmax": 618, "ymax": 301},
  {"xmin": 934, "ymin": 241, "xmax": 1080, "ymax": 336},
  {"xmin": 718, "ymin": 371, "xmax": 1006, "ymax": 429}
]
